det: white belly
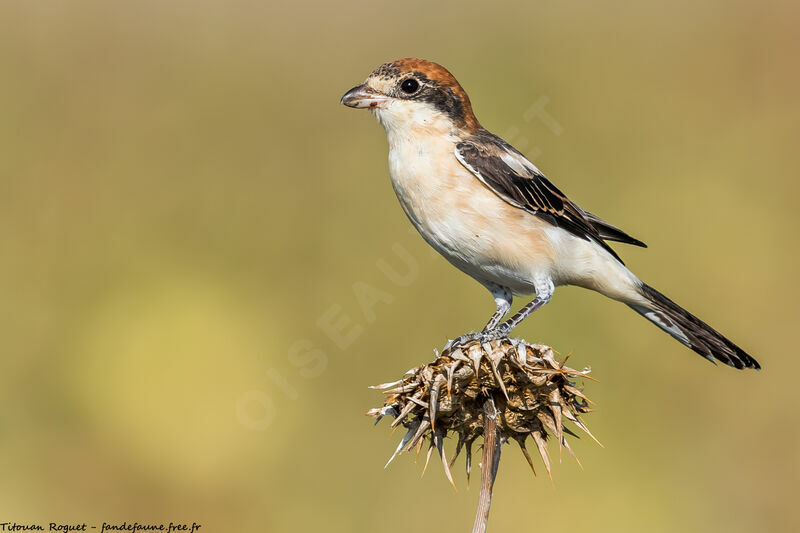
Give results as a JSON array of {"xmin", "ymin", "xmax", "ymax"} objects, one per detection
[
  {"xmin": 386, "ymin": 135, "xmax": 555, "ymax": 294},
  {"xmin": 383, "ymin": 131, "xmax": 643, "ymax": 304}
]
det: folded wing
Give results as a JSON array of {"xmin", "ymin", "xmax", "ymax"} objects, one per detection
[{"xmin": 455, "ymin": 130, "xmax": 646, "ymax": 263}]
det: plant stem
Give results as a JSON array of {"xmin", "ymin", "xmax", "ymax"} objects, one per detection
[{"xmin": 472, "ymin": 395, "xmax": 501, "ymax": 533}]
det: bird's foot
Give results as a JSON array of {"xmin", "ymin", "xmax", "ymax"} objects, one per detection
[
  {"xmin": 443, "ymin": 324, "xmax": 512, "ymax": 353},
  {"xmin": 443, "ymin": 332, "xmax": 483, "ymax": 352}
]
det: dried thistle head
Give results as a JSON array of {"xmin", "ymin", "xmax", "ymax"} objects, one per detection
[{"xmin": 367, "ymin": 337, "xmax": 597, "ymax": 485}]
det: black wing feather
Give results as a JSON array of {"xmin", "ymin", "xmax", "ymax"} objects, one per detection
[{"xmin": 581, "ymin": 209, "xmax": 647, "ymax": 247}]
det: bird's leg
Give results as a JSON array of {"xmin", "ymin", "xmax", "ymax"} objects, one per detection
[
  {"xmin": 482, "ymin": 284, "xmax": 513, "ymax": 332},
  {"xmin": 492, "ymin": 279, "xmax": 554, "ymax": 338},
  {"xmin": 445, "ymin": 280, "xmax": 552, "ymax": 352},
  {"xmin": 445, "ymin": 284, "xmax": 512, "ymax": 352}
]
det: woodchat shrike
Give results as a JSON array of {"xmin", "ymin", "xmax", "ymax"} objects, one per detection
[{"xmin": 341, "ymin": 58, "xmax": 759, "ymax": 370}]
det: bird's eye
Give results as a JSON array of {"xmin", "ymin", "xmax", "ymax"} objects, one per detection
[{"xmin": 400, "ymin": 78, "xmax": 420, "ymax": 94}]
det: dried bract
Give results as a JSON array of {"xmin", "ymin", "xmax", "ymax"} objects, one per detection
[{"xmin": 367, "ymin": 337, "xmax": 596, "ymax": 482}]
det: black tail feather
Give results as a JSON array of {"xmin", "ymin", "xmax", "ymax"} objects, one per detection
[{"xmin": 630, "ymin": 284, "xmax": 760, "ymax": 370}]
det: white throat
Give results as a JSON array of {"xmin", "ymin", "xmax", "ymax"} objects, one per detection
[{"xmin": 372, "ymin": 100, "xmax": 456, "ymax": 147}]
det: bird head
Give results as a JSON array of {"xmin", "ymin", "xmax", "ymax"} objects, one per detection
[{"xmin": 341, "ymin": 58, "xmax": 481, "ymax": 135}]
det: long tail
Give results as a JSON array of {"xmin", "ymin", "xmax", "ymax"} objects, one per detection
[{"xmin": 629, "ymin": 283, "xmax": 760, "ymax": 370}]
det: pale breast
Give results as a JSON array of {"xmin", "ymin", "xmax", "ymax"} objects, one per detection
[{"xmin": 386, "ymin": 134, "xmax": 557, "ymax": 294}]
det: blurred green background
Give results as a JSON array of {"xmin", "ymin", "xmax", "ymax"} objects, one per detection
[{"xmin": 1, "ymin": 1, "xmax": 798, "ymax": 531}]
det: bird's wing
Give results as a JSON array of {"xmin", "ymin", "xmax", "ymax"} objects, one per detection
[{"xmin": 454, "ymin": 131, "xmax": 646, "ymax": 263}]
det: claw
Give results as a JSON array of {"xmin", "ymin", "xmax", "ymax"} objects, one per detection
[{"xmin": 445, "ymin": 332, "xmax": 482, "ymax": 352}]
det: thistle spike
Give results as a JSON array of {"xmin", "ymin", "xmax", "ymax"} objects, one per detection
[
  {"xmin": 536, "ymin": 411, "xmax": 557, "ymax": 434},
  {"xmin": 429, "ymin": 374, "xmax": 446, "ymax": 432},
  {"xmin": 515, "ymin": 340, "xmax": 528, "ymax": 366},
  {"xmin": 531, "ymin": 430, "xmax": 552, "ymax": 481},
  {"xmin": 369, "ymin": 378, "xmax": 406, "ymax": 390},
  {"xmin": 468, "ymin": 344, "xmax": 483, "ymax": 379},
  {"xmin": 449, "ymin": 435, "xmax": 464, "ymax": 469},
  {"xmin": 561, "ymin": 436, "xmax": 583, "ymax": 469},
  {"xmin": 369, "ymin": 336, "xmax": 598, "ymax": 497},
  {"xmin": 540, "ymin": 346, "xmax": 559, "ymax": 369},
  {"xmin": 408, "ymin": 396, "xmax": 428, "ymax": 408},
  {"xmin": 391, "ymin": 391, "xmax": 423, "ymax": 428},
  {"xmin": 548, "ymin": 388, "xmax": 563, "ymax": 457},
  {"xmin": 446, "ymin": 360, "xmax": 460, "ymax": 395},
  {"xmin": 561, "ymin": 405, "xmax": 602, "ymax": 447},
  {"xmin": 465, "ymin": 439, "xmax": 473, "ymax": 488},
  {"xmin": 385, "ymin": 421, "xmax": 418, "ymax": 469},
  {"xmin": 421, "ymin": 437, "xmax": 435, "ymax": 477},
  {"xmin": 405, "ymin": 419, "xmax": 431, "ymax": 453},
  {"xmin": 564, "ymin": 384, "xmax": 593, "ymax": 404},
  {"xmin": 381, "ymin": 382, "xmax": 420, "ymax": 395},
  {"xmin": 487, "ymin": 353, "xmax": 509, "ymax": 401},
  {"xmin": 436, "ymin": 431, "xmax": 458, "ymax": 492},
  {"xmin": 515, "ymin": 436, "xmax": 536, "ymax": 476},
  {"xmin": 449, "ymin": 347, "xmax": 469, "ymax": 362}
]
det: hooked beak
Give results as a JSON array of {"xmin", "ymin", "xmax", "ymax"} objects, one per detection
[{"xmin": 340, "ymin": 84, "xmax": 390, "ymax": 109}]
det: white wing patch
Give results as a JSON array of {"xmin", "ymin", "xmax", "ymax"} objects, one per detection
[
  {"xmin": 454, "ymin": 147, "xmax": 527, "ymax": 209},
  {"xmin": 499, "ymin": 150, "xmax": 543, "ymax": 177}
]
